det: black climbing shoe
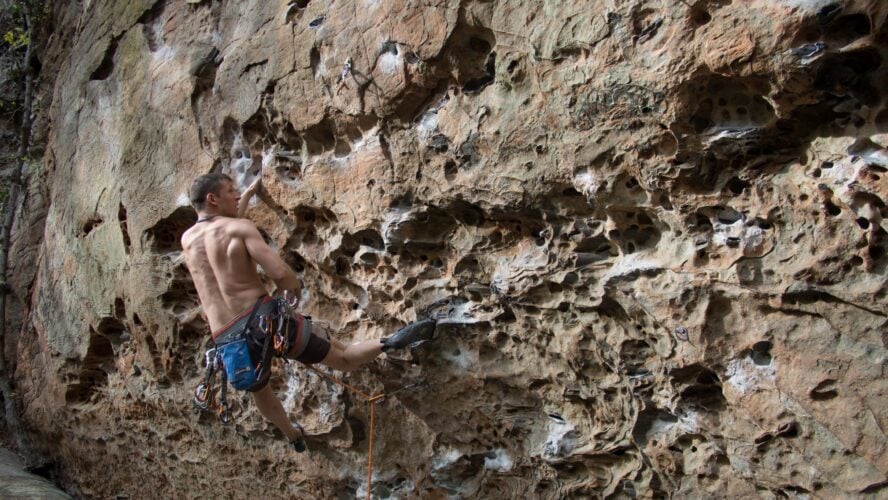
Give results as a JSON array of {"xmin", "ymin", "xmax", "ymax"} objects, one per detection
[
  {"xmin": 381, "ymin": 319, "xmax": 436, "ymax": 352},
  {"xmin": 290, "ymin": 424, "xmax": 306, "ymax": 453}
]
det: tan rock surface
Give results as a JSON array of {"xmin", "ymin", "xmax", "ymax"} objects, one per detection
[{"xmin": 6, "ymin": 0, "xmax": 888, "ymax": 497}]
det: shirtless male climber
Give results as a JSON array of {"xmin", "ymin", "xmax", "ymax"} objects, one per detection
[{"xmin": 180, "ymin": 173, "xmax": 436, "ymax": 450}]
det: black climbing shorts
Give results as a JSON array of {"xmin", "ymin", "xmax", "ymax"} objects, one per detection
[
  {"xmin": 287, "ymin": 323, "xmax": 331, "ymax": 365},
  {"xmin": 270, "ymin": 308, "xmax": 331, "ymax": 365}
]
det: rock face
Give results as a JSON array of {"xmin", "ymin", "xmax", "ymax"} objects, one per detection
[
  {"xmin": 0, "ymin": 447, "xmax": 71, "ymax": 499},
  {"xmin": 7, "ymin": 0, "xmax": 888, "ymax": 497}
]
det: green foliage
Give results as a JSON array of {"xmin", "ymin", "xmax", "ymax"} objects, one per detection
[
  {"xmin": 2, "ymin": 27, "xmax": 27, "ymax": 48},
  {"xmin": 0, "ymin": 0, "xmax": 44, "ymax": 52}
]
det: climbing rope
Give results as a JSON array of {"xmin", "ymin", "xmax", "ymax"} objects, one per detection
[{"xmin": 304, "ymin": 365, "xmax": 422, "ymax": 500}]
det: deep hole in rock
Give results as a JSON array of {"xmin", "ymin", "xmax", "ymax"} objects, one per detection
[
  {"xmin": 65, "ymin": 328, "xmax": 115, "ymax": 405},
  {"xmin": 824, "ymin": 13, "xmax": 872, "ymax": 44},
  {"xmin": 463, "ymin": 52, "xmax": 496, "ymax": 94},
  {"xmin": 716, "ymin": 207, "xmax": 742, "ymax": 224},
  {"xmin": 81, "ymin": 217, "xmax": 103, "ymax": 237},
  {"xmin": 751, "ymin": 218, "xmax": 772, "ymax": 230},
  {"xmin": 750, "ymin": 340, "xmax": 773, "ymax": 366},
  {"xmin": 632, "ymin": 407, "xmax": 679, "ymax": 447},
  {"xmin": 447, "ymin": 22, "xmax": 496, "ymax": 95},
  {"xmin": 310, "ymin": 46, "xmax": 320, "ymax": 77},
  {"xmin": 334, "ymin": 256, "xmax": 349, "ymax": 276},
  {"xmin": 90, "ymin": 37, "xmax": 118, "ymax": 81},
  {"xmin": 96, "ymin": 317, "xmax": 127, "ymax": 347},
  {"xmin": 337, "ymin": 228, "xmax": 384, "ymax": 258},
  {"xmin": 810, "ymin": 379, "xmax": 838, "ymax": 400},
  {"xmin": 815, "ymin": 51, "xmax": 881, "ymax": 101},
  {"xmin": 25, "ymin": 462, "xmax": 62, "ymax": 484},
  {"xmin": 455, "ymin": 256, "xmax": 481, "ymax": 276},
  {"xmin": 469, "ymin": 36, "xmax": 490, "ymax": 53},
  {"xmin": 444, "ymin": 160, "xmax": 458, "ymax": 180},
  {"xmin": 562, "ymin": 272, "xmax": 579, "ymax": 285},
  {"xmin": 689, "ymin": 6, "xmax": 711, "ymax": 26},
  {"xmin": 381, "ymin": 40, "xmax": 399, "ymax": 56},
  {"xmin": 816, "ymin": 3, "xmax": 842, "ymax": 27},
  {"xmin": 301, "ymin": 118, "xmax": 337, "ymax": 155},
  {"xmin": 160, "ymin": 269, "xmax": 199, "ymax": 315},
  {"xmin": 727, "ymin": 177, "xmax": 750, "ymax": 195},
  {"xmin": 286, "ymin": 251, "xmax": 306, "ymax": 273},
  {"xmin": 177, "ymin": 321, "xmax": 205, "ymax": 351},
  {"xmin": 620, "ymin": 339, "xmax": 653, "ymax": 375},
  {"xmin": 143, "ymin": 206, "xmax": 197, "ymax": 253},
  {"xmin": 673, "ymin": 364, "xmax": 726, "ymax": 410},
  {"xmin": 824, "ymin": 201, "xmax": 841, "ymax": 216},
  {"xmin": 114, "ymin": 298, "xmax": 126, "ymax": 319},
  {"xmin": 687, "ymin": 75, "xmax": 775, "ymax": 133},
  {"xmin": 841, "ymin": 48, "xmax": 882, "ymax": 75},
  {"xmin": 575, "ymin": 236, "xmax": 614, "ymax": 254},
  {"xmin": 445, "ymin": 200, "xmax": 486, "ymax": 226},
  {"xmin": 348, "ymin": 416, "xmax": 366, "ymax": 444},
  {"xmin": 138, "ymin": 0, "xmax": 167, "ymax": 52},
  {"xmin": 118, "ymin": 203, "xmax": 132, "ymax": 253}
]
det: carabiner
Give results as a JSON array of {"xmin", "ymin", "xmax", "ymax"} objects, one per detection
[
  {"xmin": 219, "ymin": 403, "xmax": 232, "ymax": 425},
  {"xmin": 203, "ymin": 347, "xmax": 217, "ymax": 368}
]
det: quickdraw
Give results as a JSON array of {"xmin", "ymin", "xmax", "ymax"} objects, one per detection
[
  {"xmin": 192, "ymin": 347, "xmax": 232, "ymax": 424},
  {"xmin": 264, "ymin": 298, "xmax": 297, "ymax": 355}
]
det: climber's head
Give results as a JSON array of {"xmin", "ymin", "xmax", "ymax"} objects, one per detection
[{"xmin": 190, "ymin": 173, "xmax": 239, "ymax": 216}]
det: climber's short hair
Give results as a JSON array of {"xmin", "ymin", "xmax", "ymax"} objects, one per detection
[{"xmin": 189, "ymin": 173, "xmax": 233, "ymax": 210}]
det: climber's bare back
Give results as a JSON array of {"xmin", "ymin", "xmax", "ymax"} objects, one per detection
[{"xmin": 181, "ymin": 216, "xmax": 268, "ymax": 335}]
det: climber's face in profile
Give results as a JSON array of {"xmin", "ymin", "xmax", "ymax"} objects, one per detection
[{"xmin": 206, "ymin": 178, "xmax": 241, "ymax": 218}]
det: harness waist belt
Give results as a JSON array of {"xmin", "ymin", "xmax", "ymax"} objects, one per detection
[
  {"xmin": 212, "ymin": 296, "xmax": 314, "ymax": 359},
  {"xmin": 213, "ymin": 296, "xmax": 275, "ymax": 344}
]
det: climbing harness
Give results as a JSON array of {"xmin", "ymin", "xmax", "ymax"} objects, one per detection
[{"xmin": 192, "ymin": 295, "xmax": 301, "ymax": 422}]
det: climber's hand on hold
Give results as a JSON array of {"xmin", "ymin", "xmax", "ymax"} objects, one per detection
[
  {"xmin": 244, "ymin": 176, "xmax": 261, "ymax": 198},
  {"xmin": 237, "ymin": 175, "xmax": 262, "ymax": 218}
]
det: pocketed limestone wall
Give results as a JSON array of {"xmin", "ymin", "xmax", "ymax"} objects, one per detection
[{"xmin": 7, "ymin": 0, "xmax": 888, "ymax": 497}]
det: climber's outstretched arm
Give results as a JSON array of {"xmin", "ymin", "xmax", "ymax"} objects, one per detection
[{"xmin": 237, "ymin": 176, "xmax": 261, "ymax": 218}]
